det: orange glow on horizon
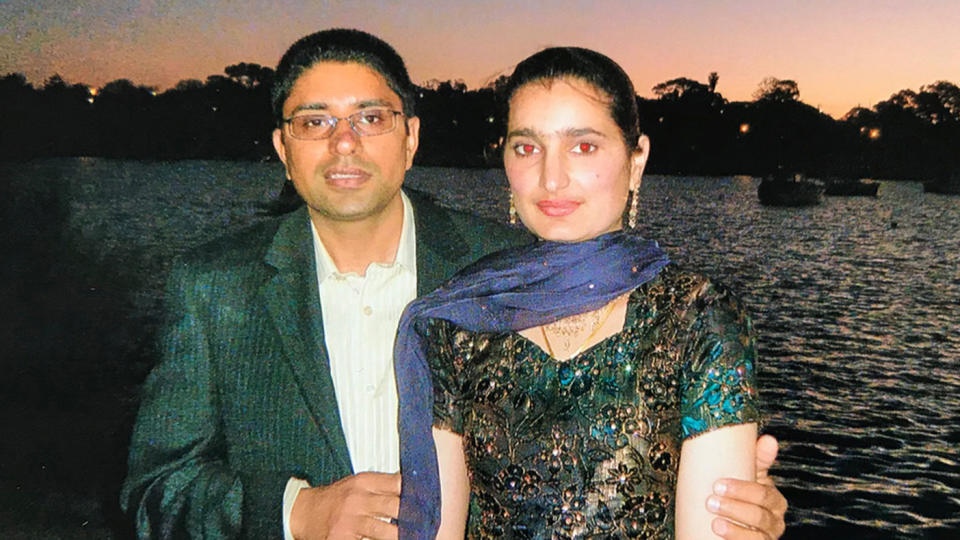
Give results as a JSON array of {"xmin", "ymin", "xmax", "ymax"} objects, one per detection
[{"xmin": 3, "ymin": 1, "xmax": 958, "ymax": 120}]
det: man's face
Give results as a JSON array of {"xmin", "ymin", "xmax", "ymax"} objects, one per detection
[{"xmin": 272, "ymin": 61, "xmax": 419, "ymax": 225}]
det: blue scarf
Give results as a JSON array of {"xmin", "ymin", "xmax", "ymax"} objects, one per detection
[{"xmin": 393, "ymin": 230, "xmax": 669, "ymax": 538}]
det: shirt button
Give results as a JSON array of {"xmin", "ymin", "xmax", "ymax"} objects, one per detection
[
  {"xmin": 365, "ymin": 384, "xmax": 375, "ymax": 393},
  {"xmin": 363, "ymin": 306, "xmax": 373, "ymax": 316}
]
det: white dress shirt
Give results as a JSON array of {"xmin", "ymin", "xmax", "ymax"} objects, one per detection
[{"xmin": 283, "ymin": 193, "xmax": 417, "ymax": 537}]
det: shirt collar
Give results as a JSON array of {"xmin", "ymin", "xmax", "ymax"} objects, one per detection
[{"xmin": 310, "ymin": 191, "xmax": 417, "ymax": 282}]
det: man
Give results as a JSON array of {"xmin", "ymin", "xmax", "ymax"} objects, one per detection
[{"xmin": 122, "ymin": 29, "xmax": 787, "ymax": 539}]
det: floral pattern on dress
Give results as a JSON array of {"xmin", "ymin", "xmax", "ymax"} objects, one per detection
[{"xmin": 427, "ymin": 265, "xmax": 760, "ymax": 539}]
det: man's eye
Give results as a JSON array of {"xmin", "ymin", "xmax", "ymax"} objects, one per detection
[
  {"xmin": 299, "ymin": 116, "xmax": 333, "ymax": 129},
  {"xmin": 357, "ymin": 110, "xmax": 387, "ymax": 125},
  {"xmin": 572, "ymin": 142, "xmax": 596, "ymax": 154},
  {"xmin": 514, "ymin": 143, "xmax": 537, "ymax": 156}
]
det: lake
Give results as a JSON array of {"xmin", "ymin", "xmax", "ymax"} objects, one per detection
[{"xmin": 1, "ymin": 158, "xmax": 958, "ymax": 538}]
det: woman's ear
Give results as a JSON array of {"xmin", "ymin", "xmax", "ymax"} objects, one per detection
[{"xmin": 629, "ymin": 134, "xmax": 651, "ymax": 191}]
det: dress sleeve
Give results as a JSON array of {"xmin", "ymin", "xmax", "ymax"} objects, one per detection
[
  {"xmin": 424, "ymin": 319, "xmax": 467, "ymax": 434},
  {"xmin": 678, "ymin": 281, "xmax": 761, "ymax": 440}
]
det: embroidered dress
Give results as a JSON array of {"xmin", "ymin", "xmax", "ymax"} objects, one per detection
[{"xmin": 426, "ymin": 265, "xmax": 760, "ymax": 538}]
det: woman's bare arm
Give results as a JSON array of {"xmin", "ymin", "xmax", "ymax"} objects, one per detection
[
  {"xmin": 676, "ymin": 422, "xmax": 758, "ymax": 540},
  {"xmin": 433, "ymin": 427, "xmax": 470, "ymax": 540}
]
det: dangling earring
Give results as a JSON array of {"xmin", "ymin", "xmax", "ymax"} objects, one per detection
[
  {"xmin": 509, "ymin": 192, "xmax": 517, "ymax": 225},
  {"xmin": 628, "ymin": 187, "xmax": 639, "ymax": 228}
]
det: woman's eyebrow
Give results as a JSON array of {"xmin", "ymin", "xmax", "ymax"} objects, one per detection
[
  {"xmin": 561, "ymin": 127, "xmax": 607, "ymax": 138},
  {"xmin": 506, "ymin": 127, "xmax": 607, "ymax": 139},
  {"xmin": 505, "ymin": 127, "xmax": 539, "ymax": 139}
]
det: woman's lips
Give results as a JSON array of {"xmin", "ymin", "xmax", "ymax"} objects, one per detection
[
  {"xmin": 325, "ymin": 167, "xmax": 371, "ymax": 188},
  {"xmin": 536, "ymin": 199, "xmax": 581, "ymax": 217}
]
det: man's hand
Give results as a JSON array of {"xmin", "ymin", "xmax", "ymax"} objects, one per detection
[
  {"xmin": 291, "ymin": 472, "xmax": 401, "ymax": 540},
  {"xmin": 707, "ymin": 434, "xmax": 788, "ymax": 539}
]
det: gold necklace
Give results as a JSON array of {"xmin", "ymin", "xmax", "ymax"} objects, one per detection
[
  {"xmin": 545, "ymin": 309, "xmax": 603, "ymax": 338},
  {"xmin": 540, "ymin": 300, "xmax": 618, "ymax": 360}
]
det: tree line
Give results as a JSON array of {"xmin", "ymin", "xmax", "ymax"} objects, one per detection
[{"xmin": 1, "ymin": 64, "xmax": 958, "ymax": 180}]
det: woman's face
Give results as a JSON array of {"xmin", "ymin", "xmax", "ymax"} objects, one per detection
[{"xmin": 504, "ymin": 77, "xmax": 649, "ymax": 242}]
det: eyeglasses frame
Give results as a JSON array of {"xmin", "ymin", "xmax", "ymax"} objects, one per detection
[{"xmin": 281, "ymin": 109, "xmax": 406, "ymax": 140}]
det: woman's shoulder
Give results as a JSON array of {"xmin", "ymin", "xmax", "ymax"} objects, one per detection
[
  {"xmin": 631, "ymin": 263, "xmax": 722, "ymax": 304},
  {"xmin": 424, "ymin": 318, "xmax": 507, "ymax": 358},
  {"xmin": 628, "ymin": 264, "xmax": 748, "ymax": 326}
]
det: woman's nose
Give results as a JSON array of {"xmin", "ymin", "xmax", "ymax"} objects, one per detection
[{"xmin": 540, "ymin": 151, "xmax": 569, "ymax": 192}]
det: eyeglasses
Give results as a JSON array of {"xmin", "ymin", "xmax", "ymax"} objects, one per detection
[{"xmin": 282, "ymin": 108, "xmax": 405, "ymax": 140}]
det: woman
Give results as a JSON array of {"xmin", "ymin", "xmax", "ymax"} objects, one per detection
[{"xmin": 395, "ymin": 47, "xmax": 759, "ymax": 539}]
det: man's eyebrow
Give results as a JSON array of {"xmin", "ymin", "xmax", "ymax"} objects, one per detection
[
  {"xmin": 356, "ymin": 98, "xmax": 395, "ymax": 109},
  {"xmin": 289, "ymin": 102, "xmax": 329, "ymax": 115},
  {"xmin": 288, "ymin": 98, "xmax": 396, "ymax": 116}
]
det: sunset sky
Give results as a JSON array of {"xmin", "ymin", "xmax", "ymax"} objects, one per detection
[{"xmin": 2, "ymin": 0, "xmax": 958, "ymax": 118}]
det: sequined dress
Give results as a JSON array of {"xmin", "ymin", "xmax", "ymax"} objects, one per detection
[{"xmin": 426, "ymin": 265, "xmax": 761, "ymax": 539}]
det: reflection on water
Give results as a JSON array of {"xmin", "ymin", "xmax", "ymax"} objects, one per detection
[
  {"xmin": 5, "ymin": 159, "xmax": 959, "ymax": 538},
  {"xmin": 627, "ymin": 176, "xmax": 960, "ymax": 538}
]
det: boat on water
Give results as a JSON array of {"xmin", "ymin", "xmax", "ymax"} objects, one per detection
[
  {"xmin": 824, "ymin": 178, "xmax": 880, "ymax": 197},
  {"xmin": 758, "ymin": 173, "xmax": 824, "ymax": 207},
  {"xmin": 924, "ymin": 172, "xmax": 960, "ymax": 195}
]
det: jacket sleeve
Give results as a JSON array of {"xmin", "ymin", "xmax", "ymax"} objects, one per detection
[{"xmin": 120, "ymin": 262, "xmax": 287, "ymax": 539}]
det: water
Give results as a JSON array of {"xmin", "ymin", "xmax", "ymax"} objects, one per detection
[{"xmin": 3, "ymin": 159, "xmax": 958, "ymax": 538}]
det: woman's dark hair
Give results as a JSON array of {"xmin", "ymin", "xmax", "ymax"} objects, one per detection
[
  {"xmin": 500, "ymin": 47, "xmax": 640, "ymax": 149},
  {"xmin": 271, "ymin": 28, "xmax": 416, "ymax": 126}
]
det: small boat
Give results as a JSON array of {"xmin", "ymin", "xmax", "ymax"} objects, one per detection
[
  {"xmin": 824, "ymin": 178, "xmax": 879, "ymax": 197},
  {"xmin": 924, "ymin": 172, "xmax": 960, "ymax": 195},
  {"xmin": 758, "ymin": 173, "xmax": 824, "ymax": 207}
]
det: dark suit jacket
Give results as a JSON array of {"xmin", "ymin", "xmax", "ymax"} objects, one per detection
[{"xmin": 121, "ymin": 190, "xmax": 529, "ymax": 538}]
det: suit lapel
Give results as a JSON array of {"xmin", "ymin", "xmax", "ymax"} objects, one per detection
[
  {"xmin": 256, "ymin": 194, "xmax": 474, "ymax": 478},
  {"xmin": 261, "ymin": 207, "xmax": 352, "ymax": 475},
  {"xmin": 407, "ymin": 190, "xmax": 472, "ymax": 296}
]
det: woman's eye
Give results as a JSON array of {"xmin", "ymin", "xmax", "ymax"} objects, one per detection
[
  {"xmin": 514, "ymin": 143, "xmax": 538, "ymax": 156},
  {"xmin": 572, "ymin": 142, "xmax": 596, "ymax": 154}
]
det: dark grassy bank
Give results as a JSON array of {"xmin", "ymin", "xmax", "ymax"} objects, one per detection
[{"xmin": 0, "ymin": 174, "xmax": 156, "ymax": 538}]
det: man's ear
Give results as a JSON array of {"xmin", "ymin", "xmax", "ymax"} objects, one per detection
[
  {"xmin": 272, "ymin": 128, "xmax": 291, "ymax": 179},
  {"xmin": 404, "ymin": 116, "xmax": 420, "ymax": 170}
]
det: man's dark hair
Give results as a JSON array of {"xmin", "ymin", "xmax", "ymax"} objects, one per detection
[
  {"xmin": 500, "ymin": 47, "xmax": 640, "ymax": 150},
  {"xmin": 271, "ymin": 28, "xmax": 417, "ymax": 126}
]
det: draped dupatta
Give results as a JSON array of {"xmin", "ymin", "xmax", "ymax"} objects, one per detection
[{"xmin": 393, "ymin": 230, "xmax": 669, "ymax": 538}]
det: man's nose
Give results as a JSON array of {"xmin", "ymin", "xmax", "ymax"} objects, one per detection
[{"xmin": 329, "ymin": 118, "xmax": 360, "ymax": 155}]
